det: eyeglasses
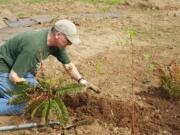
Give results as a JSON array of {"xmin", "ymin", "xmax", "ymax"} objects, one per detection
[{"xmin": 60, "ymin": 32, "xmax": 72, "ymax": 45}]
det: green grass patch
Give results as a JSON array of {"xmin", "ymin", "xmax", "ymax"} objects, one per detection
[
  {"xmin": 103, "ymin": 0, "xmax": 126, "ymax": 5},
  {"xmin": 24, "ymin": 0, "xmax": 48, "ymax": 4},
  {"xmin": 80, "ymin": 0, "xmax": 126, "ymax": 5},
  {"xmin": 0, "ymin": 0, "xmax": 11, "ymax": 4},
  {"xmin": 0, "ymin": 0, "xmax": 48, "ymax": 5},
  {"xmin": 16, "ymin": 12, "xmax": 25, "ymax": 18}
]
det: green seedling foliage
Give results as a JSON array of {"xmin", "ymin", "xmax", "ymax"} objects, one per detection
[
  {"xmin": 143, "ymin": 54, "xmax": 150, "ymax": 60},
  {"xmin": 37, "ymin": 79, "xmax": 51, "ymax": 90},
  {"xmin": 148, "ymin": 63, "xmax": 157, "ymax": 71},
  {"xmin": 16, "ymin": 12, "xmax": 25, "ymax": 18},
  {"xmin": 156, "ymin": 61, "xmax": 180, "ymax": 97},
  {"xmin": 52, "ymin": 97, "xmax": 69, "ymax": 126},
  {"xmin": 95, "ymin": 62, "xmax": 102, "ymax": 74},
  {"xmin": 31, "ymin": 101, "xmax": 45, "ymax": 119},
  {"xmin": 8, "ymin": 94, "xmax": 28, "ymax": 105},
  {"xmin": 161, "ymin": 74, "xmax": 180, "ymax": 97},
  {"xmin": 124, "ymin": 26, "xmax": 137, "ymax": 134},
  {"xmin": 15, "ymin": 81, "xmax": 33, "ymax": 91},
  {"xmin": 40, "ymin": 100, "xmax": 50, "ymax": 124},
  {"xmin": 125, "ymin": 28, "xmax": 137, "ymax": 40},
  {"xmin": 5, "ymin": 82, "xmax": 34, "ymax": 105},
  {"xmin": 5, "ymin": 88, "xmax": 26, "ymax": 97},
  {"xmin": 6, "ymin": 78, "xmax": 84, "ymax": 126},
  {"xmin": 55, "ymin": 83, "xmax": 83, "ymax": 97},
  {"xmin": 124, "ymin": 27, "xmax": 137, "ymax": 46},
  {"xmin": 26, "ymin": 94, "xmax": 49, "ymax": 117}
]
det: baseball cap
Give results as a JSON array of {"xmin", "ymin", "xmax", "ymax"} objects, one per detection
[{"xmin": 54, "ymin": 19, "xmax": 81, "ymax": 45}]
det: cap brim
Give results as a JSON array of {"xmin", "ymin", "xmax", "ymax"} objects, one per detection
[{"xmin": 67, "ymin": 35, "xmax": 81, "ymax": 45}]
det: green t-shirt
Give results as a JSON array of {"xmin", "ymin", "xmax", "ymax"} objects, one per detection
[{"xmin": 0, "ymin": 28, "xmax": 70, "ymax": 77}]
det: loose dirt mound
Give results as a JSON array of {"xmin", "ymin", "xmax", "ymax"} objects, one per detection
[
  {"xmin": 63, "ymin": 91, "xmax": 180, "ymax": 135},
  {"xmin": 64, "ymin": 92, "xmax": 133, "ymax": 127}
]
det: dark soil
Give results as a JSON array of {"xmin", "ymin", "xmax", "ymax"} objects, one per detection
[
  {"xmin": 63, "ymin": 91, "xmax": 180, "ymax": 135},
  {"xmin": 137, "ymin": 87, "xmax": 180, "ymax": 135}
]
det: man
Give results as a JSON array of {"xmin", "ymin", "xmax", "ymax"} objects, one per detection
[{"xmin": 0, "ymin": 19, "xmax": 98, "ymax": 115}]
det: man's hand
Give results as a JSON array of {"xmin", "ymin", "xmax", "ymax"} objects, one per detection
[
  {"xmin": 9, "ymin": 70, "xmax": 26, "ymax": 84},
  {"xmin": 79, "ymin": 79, "xmax": 100, "ymax": 94}
]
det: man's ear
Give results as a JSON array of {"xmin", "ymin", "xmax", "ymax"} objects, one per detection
[{"xmin": 55, "ymin": 32, "xmax": 61, "ymax": 39}]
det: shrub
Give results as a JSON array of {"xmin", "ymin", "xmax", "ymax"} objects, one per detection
[{"xmin": 156, "ymin": 60, "xmax": 180, "ymax": 97}]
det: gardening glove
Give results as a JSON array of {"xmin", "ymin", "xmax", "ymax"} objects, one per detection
[{"xmin": 79, "ymin": 78, "xmax": 101, "ymax": 94}]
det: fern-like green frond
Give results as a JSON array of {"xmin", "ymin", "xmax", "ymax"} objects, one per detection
[
  {"xmin": 24, "ymin": 94, "xmax": 49, "ymax": 115},
  {"xmin": 55, "ymin": 83, "xmax": 83, "ymax": 97},
  {"xmin": 37, "ymin": 79, "xmax": 51, "ymax": 90},
  {"xmin": 4, "ymin": 89, "xmax": 26, "ymax": 96},
  {"xmin": 51, "ymin": 97, "xmax": 69, "ymax": 126},
  {"xmin": 4, "ymin": 82, "xmax": 32, "ymax": 97},
  {"xmin": 31, "ymin": 101, "xmax": 46, "ymax": 119},
  {"xmin": 8, "ymin": 94, "xmax": 29, "ymax": 105},
  {"xmin": 15, "ymin": 81, "xmax": 33, "ymax": 91},
  {"xmin": 40, "ymin": 101, "xmax": 50, "ymax": 124}
]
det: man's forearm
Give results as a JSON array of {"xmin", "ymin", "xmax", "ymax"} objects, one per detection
[
  {"xmin": 9, "ymin": 70, "xmax": 25, "ymax": 84},
  {"xmin": 63, "ymin": 62, "xmax": 82, "ymax": 82},
  {"xmin": 63, "ymin": 63, "xmax": 100, "ymax": 92}
]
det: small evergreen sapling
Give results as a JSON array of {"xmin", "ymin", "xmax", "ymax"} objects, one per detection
[{"xmin": 5, "ymin": 79, "xmax": 84, "ymax": 126}]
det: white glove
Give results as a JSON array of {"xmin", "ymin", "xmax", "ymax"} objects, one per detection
[
  {"xmin": 79, "ymin": 78, "xmax": 100, "ymax": 94},
  {"xmin": 79, "ymin": 79, "xmax": 88, "ymax": 86}
]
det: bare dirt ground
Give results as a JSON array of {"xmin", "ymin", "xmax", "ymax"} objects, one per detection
[{"xmin": 0, "ymin": 0, "xmax": 180, "ymax": 135}]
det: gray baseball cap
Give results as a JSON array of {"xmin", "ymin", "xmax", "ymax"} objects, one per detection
[{"xmin": 54, "ymin": 19, "xmax": 81, "ymax": 45}]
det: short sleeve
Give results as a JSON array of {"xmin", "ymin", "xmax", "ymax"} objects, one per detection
[
  {"xmin": 12, "ymin": 51, "xmax": 39, "ymax": 77},
  {"xmin": 50, "ymin": 47, "xmax": 70, "ymax": 64}
]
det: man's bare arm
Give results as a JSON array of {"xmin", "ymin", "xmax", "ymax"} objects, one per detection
[
  {"xmin": 63, "ymin": 62, "xmax": 82, "ymax": 82},
  {"xmin": 63, "ymin": 62, "xmax": 100, "ymax": 93},
  {"xmin": 9, "ymin": 70, "xmax": 25, "ymax": 84}
]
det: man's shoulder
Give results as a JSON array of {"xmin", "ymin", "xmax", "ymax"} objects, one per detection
[
  {"xmin": 19, "ymin": 28, "xmax": 48, "ymax": 38},
  {"xmin": 32, "ymin": 28, "xmax": 49, "ymax": 36},
  {"xmin": 19, "ymin": 28, "xmax": 48, "ymax": 46}
]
